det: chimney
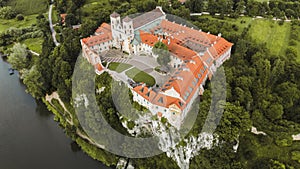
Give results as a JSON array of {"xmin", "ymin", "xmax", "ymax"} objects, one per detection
[
  {"xmin": 168, "ymin": 38, "xmax": 170, "ymax": 45},
  {"xmin": 175, "ymin": 76, "xmax": 183, "ymax": 81},
  {"xmin": 189, "ymin": 60, "xmax": 196, "ymax": 64},
  {"xmin": 218, "ymin": 33, "xmax": 222, "ymax": 37},
  {"xmin": 207, "ymin": 32, "xmax": 210, "ymax": 34},
  {"xmin": 199, "ymin": 29, "xmax": 202, "ymax": 32}
]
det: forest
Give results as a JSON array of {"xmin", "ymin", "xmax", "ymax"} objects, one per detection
[{"xmin": 1, "ymin": 0, "xmax": 300, "ymax": 168}]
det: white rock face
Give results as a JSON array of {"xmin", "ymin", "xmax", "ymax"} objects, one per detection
[
  {"xmin": 120, "ymin": 113, "xmax": 218, "ymax": 169},
  {"xmin": 74, "ymin": 94, "xmax": 89, "ymax": 108}
]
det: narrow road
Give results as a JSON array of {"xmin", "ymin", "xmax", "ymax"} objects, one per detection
[
  {"xmin": 190, "ymin": 12, "xmax": 297, "ymax": 22},
  {"xmin": 49, "ymin": 0, "xmax": 60, "ymax": 46}
]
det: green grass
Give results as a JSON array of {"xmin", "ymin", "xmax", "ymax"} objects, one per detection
[
  {"xmin": 22, "ymin": 38, "xmax": 43, "ymax": 54},
  {"xmin": 195, "ymin": 15, "xmax": 253, "ymax": 34},
  {"xmin": 253, "ymin": 0, "xmax": 269, "ymax": 2},
  {"xmin": 297, "ymin": 44, "xmax": 300, "ymax": 62},
  {"xmin": 125, "ymin": 67, "xmax": 156, "ymax": 87},
  {"xmin": 108, "ymin": 62, "xmax": 133, "ymax": 73},
  {"xmin": 247, "ymin": 19, "xmax": 291, "ymax": 56},
  {"xmin": 0, "ymin": 14, "xmax": 38, "ymax": 33},
  {"xmin": 7, "ymin": 0, "xmax": 48, "ymax": 15}
]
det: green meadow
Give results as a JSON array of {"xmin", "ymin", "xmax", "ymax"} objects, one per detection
[{"xmin": 247, "ymin": 19, "xmax": 291, "ymax": 56}]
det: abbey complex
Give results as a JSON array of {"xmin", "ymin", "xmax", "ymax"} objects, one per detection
[{"xmin": 81, "ymin": 7, "xmax": 233, "ymax": 128}]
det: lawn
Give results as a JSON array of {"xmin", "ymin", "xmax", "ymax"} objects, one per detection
[
  {"xmin": 0, "ymin": 14, "xmax": 38, "ymax": 33},
  {"xmin": 82, "ymin": 0, "xmax": 112, "ymax": 21},
  {"xmin": 198, "ymin": 15, "xmax": 253, "ymax": 31},
  {"xmin": 247, "ymin": 19, "xmax": 291, "ymax": 56},
  {"xmin": 108, "ymin": 62, "xmax": 132, "ymax": 73},
  {"xmin": 22, "ymin": 38, "xmax": 43, "ymax": 54},
  {"xmin": 125, "ymin": 67, "xmax": 156, "ymax": 87},
  {"xmin": 7, "ymin": 0, "xmax": 48, "ymax": 15}
]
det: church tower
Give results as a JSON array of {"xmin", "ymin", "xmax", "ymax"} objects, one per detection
[{"xmin": 110, "ymin": 12, "xmax": 122, "ymax": 48}]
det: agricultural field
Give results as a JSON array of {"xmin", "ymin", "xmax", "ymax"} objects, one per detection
[
  {"xmin": 247, "ymin": 19, "xmax": 291, "ymax": 56},
  {"xmin": 7, "ymin": 0, "xmax": 48, "ymax": 15},
  {"xmin": 0, "ymin": 14, "xmax": 38, "ymax": 33}
]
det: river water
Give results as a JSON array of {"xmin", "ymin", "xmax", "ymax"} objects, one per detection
[{"xmin": 0, "ymin": 57, "xmax": 110, "ymax": 169}]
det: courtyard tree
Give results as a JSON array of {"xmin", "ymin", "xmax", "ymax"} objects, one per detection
[{"xmin": 152, "ymin": 41, "xmax": 170, "ymax": 66}]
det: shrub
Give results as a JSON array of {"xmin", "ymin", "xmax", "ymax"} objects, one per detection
[
  {"xmin": 0, "ymin": 6, "xmax": 17, "ymax": 19},
  {"xmin": 16, "ymin": 14, "xmax": 24, "ymax": 21}
]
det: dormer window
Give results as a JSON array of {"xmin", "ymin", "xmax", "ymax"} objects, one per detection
[{"xmin": 158, "ymin": 97, "xmax": 163, "ymax": 103}]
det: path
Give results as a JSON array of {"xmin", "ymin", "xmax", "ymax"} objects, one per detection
[
  {"xmin": 29, "ymin": 50, "xmax": 40, "ymax": 56},
  {"xmin": 49, "ymin": 0, "xmax": 60, "ymax": 46},
  {"xmin": 45, "ymin": 91, "xmax": 73, "ymax": 125},
  {"xmin": 250, "ymin": 126, "xmax": 267, "ymax": 136},
  {"xmin": 190, "ymin": 12, "xmax": 297, "ymax": 22},
  {"xmin": 292, "ymin": 134, "xmax": 300, "ymax": 141}
]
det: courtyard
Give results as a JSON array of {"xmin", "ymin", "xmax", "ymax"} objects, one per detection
[{"xmin": 102, "ymin": 49, "xmax": 172, "ymax": 87}]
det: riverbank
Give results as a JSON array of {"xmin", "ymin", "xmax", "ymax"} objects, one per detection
[
  {"xmin": 42, "ymin": 93, "xmax": 118, "ymax": 168},
  {"xmin": 0, "ymin": 57, "xmax": 111, "ymax": 169}
]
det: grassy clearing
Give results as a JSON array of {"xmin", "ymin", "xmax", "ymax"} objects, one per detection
[
  {"xmin": 22, "ymin": 38, "xmax": 43, "ymax": 54},
  {"xmin": 108, "ymin": 62, "xmax": 132, "ymax": 73},
  {"xmin": 194, "ymin": 15, "xmax": 253, "ymax": 34},
  {"xmin": 81, "ymin": 0, "xmax": 112, "ymax": 21},
  {"xmin": 247, "ymin": 19, "xmax": 291, "ymax": 56},
  {"xmin": 0, "ymin": 14, "xmax": 38, "ymax": 33},
  {"xmin": 7, "ymin": 0, "xmax": 48, "ymax": 15},
  {"xmin": 125, "ymin": 67, "xmax": 156, "ymax": 86},
  {"xmin": 254, "ymin": 0, "xmax": 269, "ymax": 2}
]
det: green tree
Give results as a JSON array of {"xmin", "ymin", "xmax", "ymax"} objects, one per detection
[
  {"xmin": 185, "ymin": 0, "xmax": 204, "ymax": 13},
  {"xmin": 21, "ymin": 65, "xmax": 44, "ymax": 99},
  {"xmin": 216, "ymin": 103, "xmax": 251, "ymax": 142},
  {"xmin": 152, "ymin": 41, "xmax": 170, "ymax": 66},
  {"xmin": 65, "ymin": 13, "xmax": 77, "ymax": 26},
  {"xmin": 8, "ymin": 43, "xmax": 31, "ymax": 71},
  {"xmin": 292, "ymin": 151, "xmax": 300, "ymax": 163},
  {"xmin": 0, "ymin": 6, "xmax": 17, "ymax": 19},
  {"xmin": 265, "ymin": 104, "xmax": 284, "ymax": 121}
]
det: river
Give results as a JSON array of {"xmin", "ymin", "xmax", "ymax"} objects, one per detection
[{"xmin": 0, "ymin": 57, "xmax": 110, "ymax": 169}]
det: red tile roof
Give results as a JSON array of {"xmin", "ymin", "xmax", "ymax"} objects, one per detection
[
  {"xmin": 95, "ymin": 63, "xmax": 104, "ymax": 72},
  {"xmin": 82, "ymin": 23, "xmax": 112, "ymax": 47},
  {"xmin": 60, "ymin": 14, "xmax": 67, "ymax": 24},
  {"xmin": 132, "ymin": 85, "xmax": 157, "ymax": 101},
  {"xmin": 139, "ymin": 30, "xmax": 197, "ymax": 60}
]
